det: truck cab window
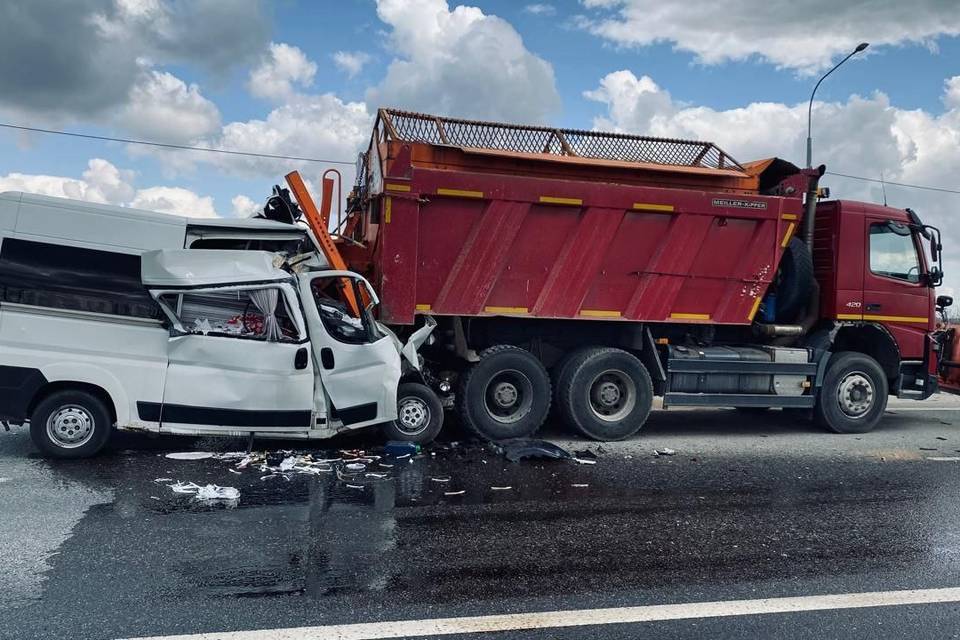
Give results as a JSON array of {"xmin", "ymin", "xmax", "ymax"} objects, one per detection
[
  {"xmin": 310, "ymin": 277, "xmax": 373, "ymax": 344},
  {"xmin": 869, "ymin": 223, "xmax": 921, "ymax": 283}
]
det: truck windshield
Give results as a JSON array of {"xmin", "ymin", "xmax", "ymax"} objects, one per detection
[{"xmin": 869, "ymin": 223, "xmax": 921, "ymax": 283}]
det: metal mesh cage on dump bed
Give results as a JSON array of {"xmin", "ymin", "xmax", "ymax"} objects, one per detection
[{"xmin": 376, "ymin": 108, "xmax": 744, "ymax": 171}]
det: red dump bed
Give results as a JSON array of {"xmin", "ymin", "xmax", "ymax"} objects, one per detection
[{"xmin": 346, "ymin": 110, "xmax": 810, "ymax": 327}]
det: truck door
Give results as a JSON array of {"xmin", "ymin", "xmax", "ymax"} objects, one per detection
[
  {"xmin": 150, "ymin": 282, "xmax": 315, "ymax": 433},
  {"xmin": 298, "ymin": 271, "xmax": 401, "ymax": 428},
  {"xmin": 863, "ymin": 217, "xmax": 933, "ymax": 358}
]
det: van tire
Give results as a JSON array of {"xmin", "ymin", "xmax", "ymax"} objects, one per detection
[
  {"xmin": 30, "ymin": 390, "xmax": 112, "ymax": 458},
  {"xmin": 815, "ymin": 351, "xmax": 888, "ymax": 434},
  {"xmin": 775, "ymin": 237, "xmax": 815, "ymax": 323},
  {"xmin": 382, "ymin": 382, "xmax": 444, "ymax": 444},
  {"xmin": 557, "ymin": 347, "xmax": 653, "ymax": 441},
  {"xmin": 457, "ymin": 345, "xmax": 551, "ymax": 441}
]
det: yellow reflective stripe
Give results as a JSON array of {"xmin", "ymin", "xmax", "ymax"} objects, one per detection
[
  {"xmin": 384, "ymin": 196, "xmax": 391, "ymax": 224},
  {"xmin": 437, "ymin": 188, "xmax": 484, "ymax": 199},
  {"xmin": 633, "ymin": 202, "xmax": 675, "ymax": 213},
  {"xmin": 863, "ymin": 314, "xmax": 929, "ymax": 324},
  {"xmin": 782, "ymin": 214, "xmax": 798, "ymax": 220},
  {"xmin": 484, "ymin": 306, "xmax": 529, "ymax": 314},
  {"xmin": 385, "ymin": 183, "xmax": 411, "ymax": 192},
  {"xmin": 415, "ymin": 304, "xmax": 432, "ymax": 311},
  {"xmin": 837, "ymin": 313, "xmax": 862, "ymax": 320},
  {"xmin": 748, "ymin": 296, "xmax": 763, "ymax": 321},
  {"xmin": 781, "ymin": 222, "xmax": 796, "ymax": 247},
  {"xmin": 670, "ymin": 312, "xmax": 711, "ymax": 320},
  {"xmin": 580, "ymin": 309, "xmax": 622, "ymax": 318},
  {"xmin": 539, "ymin": 196, "xmax": 582, "ymax": 206}
]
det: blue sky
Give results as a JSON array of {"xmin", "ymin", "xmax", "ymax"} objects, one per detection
[{"xmin": 0, "ymin": 0, "xmax": 958, "ymax": 291}]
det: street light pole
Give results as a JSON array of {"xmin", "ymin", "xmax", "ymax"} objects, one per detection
[{"xmin": 806, "ymin": 42, "xmax": 869, "ymax": 167}]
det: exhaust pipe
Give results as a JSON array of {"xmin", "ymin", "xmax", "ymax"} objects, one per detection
[{"xmin": 802, "ymin": 164, "xmax": 826, "ymax": 249}]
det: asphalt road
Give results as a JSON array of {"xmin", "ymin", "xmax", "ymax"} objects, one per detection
[{"xmin": 2, "ymin": 397, "xmax": 960, "ymax": 640}]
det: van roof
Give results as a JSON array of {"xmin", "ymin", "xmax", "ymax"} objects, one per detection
[{"xmin": 2, "ymin": 191, "xmax": 301, "ymax": 232}]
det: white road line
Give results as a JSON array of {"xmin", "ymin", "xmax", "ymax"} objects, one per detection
[
  {"xmin": 124, "ymin": 587, "xmax": 960, "ymax": 640},
  {"xmin": 887, "ymin": 407, "xmax": 960, "ymax": 412}
]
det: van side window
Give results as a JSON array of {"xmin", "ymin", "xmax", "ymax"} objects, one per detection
[
  {"xmin": 310, "ymin": 277, "xmax": 375, "ymax": 344},
  {"xmin": 160, "ymin": 288, "xmax": 298, "ymax": 342},
  {"xmin": 0, "ymin": 238, "xmax": 159, "ymax": 319},
  {"xmin": 869, "ymin": 223, "xmax": 920, "ymax": 283}
]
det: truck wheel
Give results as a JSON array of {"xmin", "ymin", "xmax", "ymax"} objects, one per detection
[
  {"xmin": 814, "ymin": 351, "xmax": 888, "ymax": 434},
  {"xmin": 457, "ymin": 345, "xmax": 551, "ymax": 440},
  {"xmin": 775, "ymin": 237, "xmax": 815, "ymax": 323},
  {"xmin": 30, "ymin": 389, "xmax": 112, "ymax": 459},
  {"xmin": 382, "ymin": 382, "xmax": 444, "ymax": 444},
  {"xmin": 557, "ymin": 347, "xmax": 653, "ymax": 441}
]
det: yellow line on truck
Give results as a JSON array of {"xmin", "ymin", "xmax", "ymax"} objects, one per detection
[
  {"xmin": 385, "ymin": 183, "xmax": 411, "ymax": 192},
  {"xmin": 780, "ymin": 222, "xmax": 796, "ymax": 247},
  {"xmin": 437, "ymin": 188, "xmax": 484, "ymax": 199},
  {"xmin": 539, "ymin": 196, "xmax": 582, "ymax": 206},
  {"xmin": 748, "ymin": 296, "xmax": 763, "ymax": 321},
  {"xmin": 782, "ymin": 214, "xmax": 798, "ymax": 220},
  {"xmin": 415, "ymin": 304, "xmax": 432, "ymax": 311},
  {"xmin": 484, "ymin": 306, "xmax": 529, "ymax": 314},
  {"xmin": 580, "ymin": 309, "xmax": 622, "ymax": 318},
  {"xmin": 837, "ymin": 313, "xmax": 929, "ymax": 324},
  {"xmin": 632, "ymin": 202, "xmax": 675, "ymax": 213},
  {"xmin": 670, "ymin": 312, "xmax": 711, "ymax": 321},
  {"xmin": 384, "ymin": 197, "xmax": 392, "ymax": 224}
]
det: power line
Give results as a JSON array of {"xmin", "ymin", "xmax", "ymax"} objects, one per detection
[
  {"xmin": 826, "ymin": 171, "xmax": 960, "ymax": 195},
  {"xmin": 0, "ymin": 122, "xmax": 356, "ymax": 166}
]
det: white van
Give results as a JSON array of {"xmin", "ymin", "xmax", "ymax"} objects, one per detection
[{"xmin": 0, "ymin": 193, "xmax": 442, "ymax": 457}]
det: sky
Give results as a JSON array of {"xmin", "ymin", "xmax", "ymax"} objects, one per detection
[{"xmin": 0, "ymin": 0, "xmax": 958, "ymax": 291}]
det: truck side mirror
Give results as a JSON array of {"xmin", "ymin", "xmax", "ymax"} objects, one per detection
[{"xmin": 937, "ymin": 295, "xmax": 953, "ymax": 309}]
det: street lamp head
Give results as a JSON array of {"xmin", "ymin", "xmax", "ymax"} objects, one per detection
[{"xmin": 855, "ymin": 42, "xmax": 869, "ymax": 53}]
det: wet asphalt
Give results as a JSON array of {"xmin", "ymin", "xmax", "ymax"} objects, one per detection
[{"xmin": 2, "ymin": 400, "xmax": 960, "ymax": 640}]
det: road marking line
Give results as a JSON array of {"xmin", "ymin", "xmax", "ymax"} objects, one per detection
[
  {"xmin": 887, "ymin": 407, "xmax": 960, "ymax": 412},
  {"xmin": 123, "ymin": 587, "xmax": 960, "ymax": 640}
]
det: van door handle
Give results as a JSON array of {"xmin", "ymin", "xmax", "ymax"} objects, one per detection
[
  {"xmin": 865, "ymin": 303, "xmax": 882, "ymax": 311},
  {"xmin": 320, "ymin": 347, "xmax": 335, "ymax": 370},
  {"xmin": 294, "ymin": 347, "xmax": 309, "ymax": 370}
]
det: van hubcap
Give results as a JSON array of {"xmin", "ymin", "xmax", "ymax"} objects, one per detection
[
  {"xmin": 397, "ymin": 397, "xmax": 431, "ymax": 436},
  {"xmin": 47, "ymin": 406, "xmax": 95, "ymax": 448},
  {"xmin": 837, "ymin": 372, "xmax": 874, "ymax": 418}
]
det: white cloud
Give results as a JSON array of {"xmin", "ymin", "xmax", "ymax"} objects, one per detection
[
  {"xmin": 248, "ymin": 42, "xmax": 317, "ymax": 102},
  {"xmin": 0, "ymin": 158, "xmax": 221, "ymax": 218},
  {"xmin": 130, "ymin": 186, "xmax": 217, "ymax": 217},
  {"xmin": 333, "ymin": 51, "xmax": 373, "ymax": 78},
  {"xmin": 116, "ymin": 69, "xmax": 221, "ymax": 143},
  {"xmin": 231, "ymin": 194, "xmax": 261, "ymax": 218},
  {"xmin": 579, "ymin": 0, "xmax": 960, "ymax": 73},
  {"xmin": 944, "ymin": 76, "xmax": 960, "ymax": 109},
  {"xmin": 585, "ymin": 69, "xmax": 960, "ymax": 291},
  {"xmin": 524, "ymin": 4, "xmax": 556, "ymax": 16},
  {"xmin": 369, "ymin": 0, "xmax": 560, "ymax": 122}
]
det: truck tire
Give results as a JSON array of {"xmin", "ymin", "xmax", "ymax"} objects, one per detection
[
  {"xmin": 457, "ymin": 345, "xmax": 551, "ymax": 440},
  {"xmin": 814, "ymin": 351, "xmax": 888, "ymax": 434},
  {"xmin": 30, "ymin": 389, "xmax": 112, "ymax": 459},
  {"xmin": 381, "ymin": 382, "xmax": 444, "ymax": 444},
  {"xmin": 775, "ymin": 237, "xmax": 815, "ymax": 323},
  {"xmin": 557, "ymin": 347, "xmax": 653, "ymax": 441}
]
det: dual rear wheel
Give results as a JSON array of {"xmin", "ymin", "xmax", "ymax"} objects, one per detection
[{"xmin": 457, "ymin": 344, "xmax": 653, "ymax": 441}]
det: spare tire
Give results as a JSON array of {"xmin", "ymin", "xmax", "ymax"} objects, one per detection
[{"xmin": 775, "ymin": 237, "xmax": 815, "ymax": 323}]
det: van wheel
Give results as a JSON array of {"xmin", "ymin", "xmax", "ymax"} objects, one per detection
[
  {"xmin": 382, "ymin": 383, "xmax": 444, "ymax": 444},
  {"xmin": 815, "ymin": 351, "xmax": 888, "ymax": 434},
  {"xmin": 457, "ymin": 345, "xmax": 551, "ymax": 441},
  {"xmin": 30, "ymin": 390, "xmax": 112, "ymax": 458},
  {"xmin": 558, "ymin": 347, "xmax": 653, "ymax": 441}
]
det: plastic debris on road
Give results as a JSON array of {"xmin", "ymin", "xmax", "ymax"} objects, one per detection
[
  {"xmin": 496, "ymin": 439, "xmax": 597, "ymax": 465},
  {"xmin": 165, "ymin": 452, "xmax": 214, "ymax": 460},
  {"xmin": 654, "ymin": 448, "xmax": 677, "ymax": 456}
]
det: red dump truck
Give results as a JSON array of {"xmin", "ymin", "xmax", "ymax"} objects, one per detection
[{"xmin": 326, "ymin": 108, "xmax": 947, "ymax": 441}]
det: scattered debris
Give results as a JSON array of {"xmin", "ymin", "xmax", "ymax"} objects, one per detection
[
  {"xmin": 573, "ymin": 457, "xmax": 597, "ymax": 465},
  {"xmin": 345, "ymin": 463, "xmax": 366, "ymax": 472},
  {"xmin": 571, "ymin": 483, "xmax": 589, "ymax": 488},
  {"xmin": 384, "ymin": 441, "xmax": 420, "ymax": 456},
  {"xmin": 490, "ymin": 485, "xmax": 512, "ymax": 491},
  {"xmin": 345, "ymin": 484, "xmax": 365, "ymax": 490},
  {"xmin": 444, "ymin": 490, "xmax": 466, "ymax": 496},
  {"xmin": 279, "ymin": 456, "xmax": 297, "ymax": 472},
  {"xmin": 498, "ymin": 439, "xmax": 575, "ymax": 463},
  {"xmin": 919, "ymin": 447, "xmax": 938, "ymax": 451},
  {"xmin": 195, "ymin": 485, "xmax": 240, "ymax": 501},
  {"xmin": 654, "ymin": 448, "xmax": 677, "ymax": 456},
  {"xmin": 165, "ymin": 452, "xmax": 214, "ymax": 461},
  {"xmin": 936, "ymin": 436, "xmax": 949, "ymax": 440},
  {"xmin": 431, "ymin": 476, "xmax": 451, "ymax": 483}
]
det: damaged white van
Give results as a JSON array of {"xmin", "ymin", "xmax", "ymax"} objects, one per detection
[{"xmin": 0, "ymin": 244, "xmax": 443, "ymax": 458}]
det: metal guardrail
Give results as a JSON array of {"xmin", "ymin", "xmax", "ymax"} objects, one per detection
[{"xmin": 376, "ymin": 108, "xmax": 744, "ymax": 172}]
